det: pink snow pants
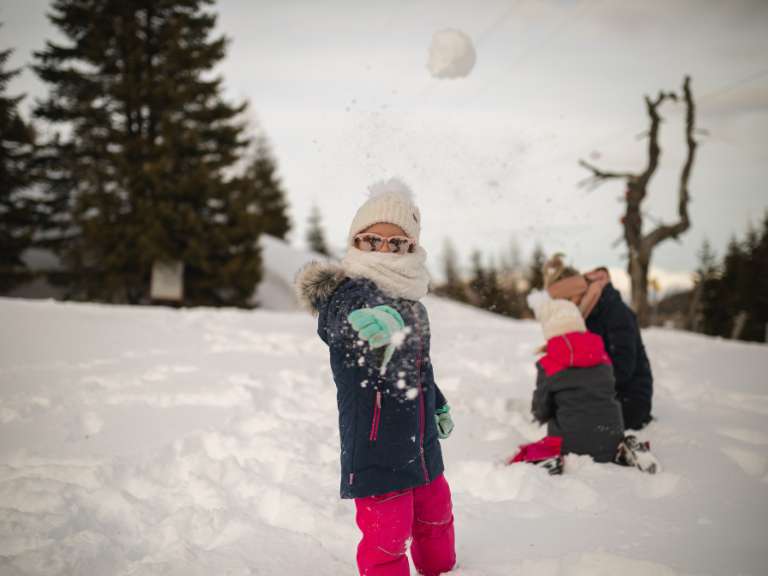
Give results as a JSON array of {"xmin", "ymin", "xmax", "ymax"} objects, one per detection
[{"xmin": 354, "ymin": 474, "xmax": 456, "ymax": 576}]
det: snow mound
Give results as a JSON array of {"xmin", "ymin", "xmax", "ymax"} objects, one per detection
[
  {"xmin": 427, "ymin": 29, "xmax": 477, "ymax": 79},
  {"xmin": 255, "ymin": 234, "xmax": 331, "ymax": 310}
]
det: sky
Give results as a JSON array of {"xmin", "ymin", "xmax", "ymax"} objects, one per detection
[{"xmin": 3, "ymin": 0, "xmax": 768, "ymax": 290}]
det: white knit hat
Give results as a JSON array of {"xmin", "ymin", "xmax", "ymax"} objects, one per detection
[
  {"xmin": 347, "ymin": 178, "xmax": 421, "ymax": 245},
  {"xmin": 528, "ymin": 290, "xmax": 586, "ymax": 341}
]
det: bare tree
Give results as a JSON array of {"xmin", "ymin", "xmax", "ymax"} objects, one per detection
[
  {"xmin": 579, "ymin": 76, "xmax": 697, "ymax": 326},
  {"xmin": 306, "ymin": 205, "xmax": 331, "ymax": 256}
]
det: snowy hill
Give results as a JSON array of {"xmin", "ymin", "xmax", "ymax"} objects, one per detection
[
  {"xmin": 1, "ymin": 297, "xmax": 767, "ymax": 575},
  {"xmin": 254, "ymin": 235, "xmax": 331, "ymax": 311}
]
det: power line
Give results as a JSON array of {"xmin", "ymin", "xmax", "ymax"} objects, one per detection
[
  {"xmin": 575, "ymin": 67, "xmax": 768, "ymax": 164},
  {"xmin": 474, "ymin": 0, "xmax": 528, "ymax": 49},
  {"xmin": 698, "ymin": 67, "xmax": 768, "ymax": 103},
  {"xmin": 462, "ymin": 0, "xmax": 601, "ymax": 108}
]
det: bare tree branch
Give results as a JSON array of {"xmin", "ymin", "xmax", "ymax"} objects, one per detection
[
  {"xmin": 637, "ymin": 91, "xmax": 675, "ymax": 191},
  {"xmin": 643, "ymin": 77, "xmax": 696, "ymax": 250},
  {"xmin": 577, "ymin": 159, "xmax": 636, "ymax": 190}
]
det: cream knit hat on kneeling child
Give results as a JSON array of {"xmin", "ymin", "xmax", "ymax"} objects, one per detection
[{"xmin": 527, "ymin": 290, "xmax": 586, "ymax": 341}]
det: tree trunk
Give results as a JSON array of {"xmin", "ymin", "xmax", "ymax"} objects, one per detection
[
  {"xmin": 629, "ymin": 249, "xmax": 650, "ymax": 326},
  {"xmin": 687, "ymin": 281, "xmax": 702, "ymax": 332},
  {"xmin": 730, "ymin": 312, "xmax": 748, "ymax": 341}
]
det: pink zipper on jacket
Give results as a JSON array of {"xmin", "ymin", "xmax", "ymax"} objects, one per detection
[{"xmin": 369, "ymin": 391, "xmax": 382, "ymax": 441}]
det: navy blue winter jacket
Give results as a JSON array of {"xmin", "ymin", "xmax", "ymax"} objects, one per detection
[
  {"xmin": 586, "ymin": 283, "xmax": 653, "ymax": 427},
  {"xmin": 296, "ymin": 262, "xmax": 446, "ymax": 499}
]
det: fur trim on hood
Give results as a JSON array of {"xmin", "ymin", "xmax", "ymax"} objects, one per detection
[{"xmin": 294, "ymin": 261, "xmax": 346, "ymax": 313}]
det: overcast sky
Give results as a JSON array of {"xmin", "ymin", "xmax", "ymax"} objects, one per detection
[{"xmin": 3, "ymin": 0, "xmax": 768, "ymax": 288}]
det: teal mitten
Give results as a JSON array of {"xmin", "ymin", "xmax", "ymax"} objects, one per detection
[
  {"xmin": 435, "ymin": 405, "xmax": 454, "ymax": 439},
  {"xmin": 347, "ymin": 305, "xmax": 406, "ymax": 372},
  {"xmin": 347, "ymin": 305, "xmax": 405, "ymax": 347}
]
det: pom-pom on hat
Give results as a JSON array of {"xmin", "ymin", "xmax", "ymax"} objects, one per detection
[
  {"xmin": 347, "ymin": 178, "xmax": 421, "ymax": 245},
  {"xmin": 528, "ymin": 289, "xmax": 586, "ymax": 341}
]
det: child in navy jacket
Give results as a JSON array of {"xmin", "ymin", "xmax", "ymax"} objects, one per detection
[{"xmin": 296, "ymin": 179, "xmax": 455, "ymax": 576}]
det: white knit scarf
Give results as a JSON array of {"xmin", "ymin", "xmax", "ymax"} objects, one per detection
[{"xmin": 341, "ymin": 246, "xmax": 431, "ymax": 301}]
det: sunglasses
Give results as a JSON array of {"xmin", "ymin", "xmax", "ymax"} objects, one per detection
[{"xmin": 353, "ymin": 233, "xmax": 416, "ymax": 254}]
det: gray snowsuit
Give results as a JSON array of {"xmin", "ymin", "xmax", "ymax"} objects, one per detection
[{"xmin": 532, "ymin": 331, "xmax": 625, "ymax": 463}]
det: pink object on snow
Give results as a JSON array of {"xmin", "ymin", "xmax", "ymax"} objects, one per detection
[
  {"xmin": 506, "ymin": 436, "xmax": 563, "ymax": 465},
  {"xmin": 355, "ymin": 474, "xmax": 456, "ymax": 576}
]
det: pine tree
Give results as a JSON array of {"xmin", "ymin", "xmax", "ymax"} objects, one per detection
[
  {"xmin": 241, "ymin": 137, "xmax": 290, "ymax": 240},
  {"xmin": 0, "ymin": 43, "xmax": 39, "ymax": 292},
  {"xmin": 694, "ymin": 223, "xmax": 768, "ymax": 343},
  {"xmin": 755, "ymin": 212, "xmax": 768, "ymax": 342},
  {"xmin": 33, "ymin": 0, "xmax": 257, "ymax": 306},
  {"xmin": 498, "ymin": 237, "xmax": 524, "ymax": 317},
  {"xmin": 499, "ymin": 237, "xmax": 522, "ymax": 276},
  {"xmin": 527, "ymin": 243, "xmax": 546, "ymax": 291},
  {"xmin": 692, "ymin": 240, "xmax": 725, "ymax": 336},
  {"xmin": 497, "ymin": 269, "xmax": 523, "ymax": 318},
  {"xmin": 306, "ymin": 204, "xmax": 330, "ymax": 256},
  {"xmin": 740, "ymin": 224, "xmax": 761, "ymax": 341},
  {"xmin": 439, "ymin": 238, "xmax": 467, "ymax": 302},
  {"xmin": 721, "ymin": 237, "xmax": 748, "ymax": 338},
  {"xmin": 482, "ymin": 261, "xmax": 504, "ymax": 314},
  {"xmin": 468, "ymin": 253, "xmax": 514, "ymax": 315},
  {"xmin": 733, "ymin": 219, "xmax": 768, "ymax": 342},
  {"xmin": 468, "ymin": 250, "xmax": 483, "ymax": 298}
]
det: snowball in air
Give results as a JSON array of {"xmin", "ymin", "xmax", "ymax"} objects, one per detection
[{"xmin": 427, "ymin": 29, "xmax": 476, "ymax": 79}]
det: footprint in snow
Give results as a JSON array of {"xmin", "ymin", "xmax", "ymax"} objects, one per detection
[
  {"xmin": 717, "ymin": 428, "xmax": 768, "ymax": 446},
  {"xmin": 720, "ymin": 446, "xmax": 768, "ymax": 478}
]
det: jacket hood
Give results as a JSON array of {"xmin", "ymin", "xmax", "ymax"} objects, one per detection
[
  {"xmin": 539, "ymin": 331, "xmax": 612, "ymax": 377},
  {"xmin": 294, "ymin": 261, "xmax": 346, "ymax": 313}
]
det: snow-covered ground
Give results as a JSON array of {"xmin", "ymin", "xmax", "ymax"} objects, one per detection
[{"xmin": 1, "ymin": 296, "xmax": 767, "ymax": 575}]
